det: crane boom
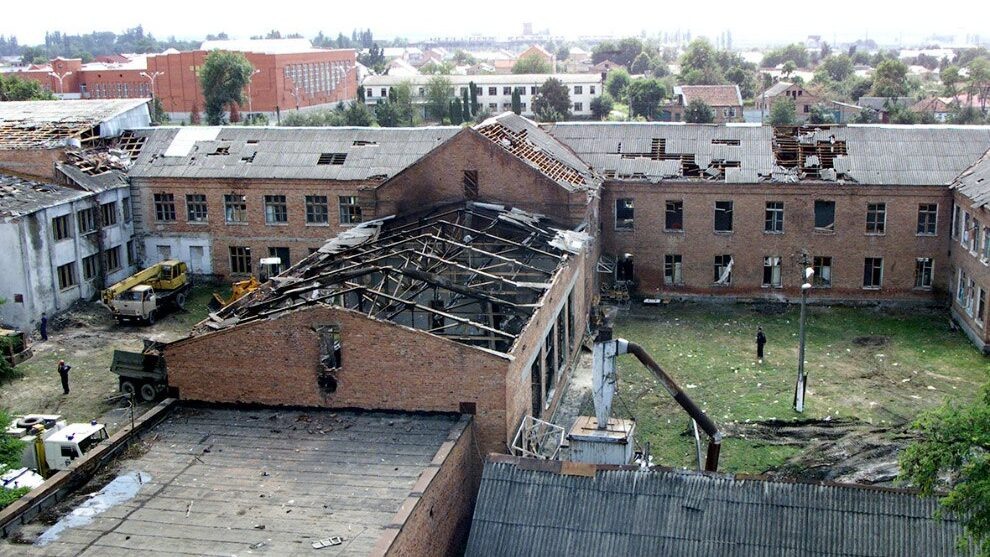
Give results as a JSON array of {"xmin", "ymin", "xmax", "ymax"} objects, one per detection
[{"xmin": 101, "ymin": 259, "xmax": 187, "ymax": 306}]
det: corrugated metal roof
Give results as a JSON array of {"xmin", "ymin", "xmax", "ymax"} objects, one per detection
[
  {"xmin": 127, "ymin": 126, "xmax": 460, "ymax": 181},
  {"xmin": 0, "ymin": 99, "xmax": 150, "ymax": 125},
  {"xmin": 952, "ymin": 147, "xmax": 990, "ymax": 209},
  {"xmin": 0, "ymin": 173, "xmax": 90, "ymax": 217},
  {"xmin": 466, "ymin": 459, "xmax": 972, "ymax": 557}
]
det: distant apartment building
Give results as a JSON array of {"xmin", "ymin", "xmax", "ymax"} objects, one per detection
[
  {"xmin": 1, "ymin": 39, "xmax": 357, "ymax": 121},
  {"xmin": 755, "ymin": 81, "xmax": 822, "ymax": 121},
  {"xmin": 662, "ymin": 85, "xmax": 744, "ymax": 123},
  {"xmin": 361, "ymin": 73, "xmax": 603, "ymax": 119}
]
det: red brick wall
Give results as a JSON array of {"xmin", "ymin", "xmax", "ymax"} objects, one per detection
[
  {"xmin": 165, "ymin": 305, "xmax": 513, "ymax": 453},
  {"xmin": 376, "ymin": 417, "xmax": 482, "ymax": 557},
  {"xmin": 602, "ymin": 181, "xmax": 952, "ymax": 300},
  {"xmin": 133, "ymin": 177, "xmax": 377, "ymax": 277},
  {"xmin": 0, "ymin": 148, "xmax": 65, "ymax": 180},
  {"xmin": 949, "ymin": 191, "xmax": 990, "ymax": 351}
]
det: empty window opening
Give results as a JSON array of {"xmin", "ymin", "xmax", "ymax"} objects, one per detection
[
  {"xmin": 813, "ymin": 256, "xmax": 832, "ymax": 287},
  {"xmin": 616, "ymin": 254, "xmax": 634, "ymax": 283},
  {"xmin": 814, "ymin": 200, "xmax": 835, "ymax": 232},
  {"xmin": 531, "ymin": 358, "xmax": 542, "ymax": 417},
  {"xmin": 714, "ymin": 201, "xmax": 733, "ymax": 232},
  {"xmin": 664, "ymin": 254, "xmax": 683, "ymax": 286},
  {"xmin": 317, "ymin": 152, "xmax": 347, "ymax": 165},
  {"xmin": 352, "ymin": 140, "xmax": 378, "ymax": 146},
  {"xmin": 316, "ymin": 325, "xmax": 341, "ymax": 393},
  {"xmin": 714, "ymin": 255, "xmax": 733, "ymax": 285},
  {"xmin": 762, "ymin": 256, "xmax": 782, "ymax": 288},
  {"xmin": 209, "ymin": 146, "xmax": 230, "ymax": 156},
  {"xmin": 615, "ymin": 198, "xmax": 634, "ymax": 229},
  {"xmin": 543, "ymin": 327, "xmax": 556, "ymax": 405},
  {"xmin": 463, "ymin": 170, "xmax": 479, "ymax": 200},
  {"xmin": 665, "ymin": 201, "xmax": 683, "ymax": 231}
]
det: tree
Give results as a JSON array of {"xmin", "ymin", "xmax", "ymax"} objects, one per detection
[
  {"xmin": 420, "ymin": 61, "xmax": 455, "ymax": 75},
  {"xmin": 680, "ymin": 39, "xmax": 724, "ymax": 85},
  {"xmin": 343, "ymin": 102, "xmax": 374, "ymax": 126},
  {"xmin": 590, "ymin": 94, "xmax": 614, "ymax": 120},
  {"xmin": 375, "ymin": 99, "xmax": 400, "ymax": 127},
  {"xmin": 556, "ymin": 46, "xmax": 570, "ymax": 62},
  {"xmin": 605, "ymin": 68, "xmax": 631, "ymax": 99},
  {"xmin": 852, "ymin": 108, "xmax": 880, "ymax": 123},
  {"xmin": 511, "ymin": 88, "xmax": 522, "ymax": 115},
  {"xmin": 942, "ymin": 65, "xmax": 963, "ymax": 97},
  {"xmin": 900, "ymin": 384, "xmax": 990, "ymax": 556},
  {"xmin": 769, "ymin": 97, "xmax": 796, "ymax": 125},
  {"xmin": 228, "ymin": 102, "xmax": 241, "ymax": 123},
  {"xmin": 199, "ymin": 50, "xmax": 253, "ymax": 125},
  {"xmin": 781, "ymin": 61, "xmax": 797, "ymax": 79},
  {"xmin": 424, "ymin": 75, "xmax": 453, "ymax": 123},
  {"xmin": 870, "ymin": 59, "xmax": 910, "ymax": 97},
  {"xmin": 684, "ymin": 99, "xmax": 715, "ymax": 123},
  {"xmin": 189, "ymin": 102, "xmax": 201, "ymax": 125},
  {"xmin": 452, "ymin": 49, "xmax": 476, "ymax": 65},
  {"xmin": 512, "ymin": 53, "xmax": 551, "ymax": 74},
  {"xmin": 150, "ymin": 97, "xmax": 169, "ymax": 125},
  {"xmin": 630, "ymin": 52, "xmax": 653, "ymax": 75},
  {"xmin": 808, "ymin": 104, "xmax": 836, "ymax": 124},
  {"xmin": 449, "ymin": 98, "xmax": 464, "ymax": 124},
  {"xmin": 967, "ymin": 58, "xmax": 990, "ymax": 113},
  {"xmin": 461, "ymin": 88, "xmax": 472, "ymax": 121},
  {"xmin": 357, "ymin": 43, "xmax": 385, "ymax": 74},
  {"xmin": 627, "ymin": 78, "xmax": 665, "ymax": 119},
  {"xmin": 591, "ymin": 38, "xmax": 644, "ymax": 67},
  {"xmin": 0, "ymin": 73, "xmax": 55, "ymax": 101},
  {"xmin": 20, "ymin": 45, "xmax": 46, "ymax": 65},
  {"xmin": 469, "ymin": 81, "xmax": 480, "ymax": 115},
  {"xmin": 818, "ymin": 54, "xmax": 854, "ymax": 82},
  {"xmin": 762, "ymin": 43, "xmax": 809, "ymax": 68},
  {"xmin": 952, "ymin": 106, "xmax": 987, "ymax": 125},
  {"xmin": 389, "ymin": 82, "xmax": 415, "ymax": 126},
  {"xmin": 531, "ymin": 77, "xmax": 570, "ymax": 122}
]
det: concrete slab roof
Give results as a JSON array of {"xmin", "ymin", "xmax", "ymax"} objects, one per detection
[{"xmin": 11, "ymin": 406, "xmax": 464, "ymax": 556}]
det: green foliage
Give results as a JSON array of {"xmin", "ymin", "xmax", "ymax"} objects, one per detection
[
  {"xmin": 605, "ymin": 68, "xmax": 631, "ymax": 99},
  {"xmin": 511, "ymin": 88, "xmax": 522, "ymax": 115},
  {"xmin": 781, "ymin": 60, "xmax": 797, "ymax": 79},
  {"xmin": 390, "ymin": 83, "xmax": 416, "ymax": 126},
  {"xmin": 512, "ymin": 53, "xmax": 551, "ymax": 74},
  {"xmin": 280, "ymin": 102, "xmax": 374, "ymax": 127},
  {"xmin": 680, "ymin": 39, "xmax": 725, "ymax": 84},
  {"xmin": 452, "ymin": 50, "xmax": 476, "ymax": 65},
  {"xmin": 0, "ymin": 486, "xmax": 30, "ymax": 510},
  {"xmin": 468, "ymin": 81, "xmax": 480, "ymax": 115},
  {"xmin": 150, "ymin": 97, "xmax": 169, "ymax": 125},
  {"xmin": 199, "ymin": 50, "xmax": 253, "ymax": 125},
  {"xmin": 769, "ymin": 97, "xmax": 796, "ymax": 125},
  {"xmin": 461, "ymin": 88, "xmax": 472, "ymax": 122},
  {"xmin": 449, "ymin": 98, "xmax": 464, "ymax": 125},
  {"xmin": 242, "ymin": 113, "xmax": 269, "ymax": 126},
  {"xmin": 953, "ymin": 106, "xmax": 988, "ymax": 125},
  {"xmin": 630, "ymin": 52, "xmax": 652, "ymax": 74},
  {"xmin": 818, "ymin": 54, "xmax": 854, "ymax": 82},
  {"xmin": 14, "ymin": 26, "xmax": 195, "ymax": 62},
  {"xmin": 901, "ymin": 384, "xmax": 990, "ymax": 556},
  {"xmin": 419, "ymin": 61, "xmax": 455, "ymax": 75},
  {"xmin": 556, "ymin": 46, "xmax": 570, "ymax": 62},
  {"xmin": 591, "ymin": 38, "xmax": 644, "ymax": 67},
  {"xmin": 0, "ymin": 73, "xmax": 55, "ymax": 101},
  {"xmin": 870, "ymin": 59, "xmax": 910, "ymax": 97},
  {"xmin": 531, "ymin": 77, "xmax": 570, "ymax": 122},
  {"xmin": 852, "ymin": 108, "xmax": 880, "ymax": 124},
  {"xmin": 848, "ymin": 76, "xmax": 874, "ymax": 101},
  {"xmin": 0, "ymin": 337, "xmax": 15, "ymax": 380},
  {"xmin": 888, "ymin": 104, "xmax": 919, "ymax": 125},
  {"xmin": 0, "ymin": 411, "xmax": 25, "ymax": 470},
  {"xmin": 590, "ymin": 94, "xmax": 614, "ymax": 120},
  {"xmin": 762, "ymin": 43, "xmax": 810, "ymax": 68},
  {"xmin": 374, "ymin": 99, "xmax": 400, "ymax": 127},
  {"xmin": 357, "ymin": 43, "xmax": 386, "ymax": 74},
  {"xmin": 808, "ymin": 103, "xmax": 836, "ymax": 124},
  {"xmin": 967, "ymin": 58, "xmax": 990, "ymax": 112},
  {"xmin": 424, "ymin": 75, "xmax": 454, "ymax": 123},
  {"xmin": 626, "ymin": 78, "xmax": 665, "ymax": 119},
  {"xmin": 684, "ymin": 98, "xmax": 715, "ymax": 123},
  {"xmin": 942, "ymin": 65, "xmax": 963, "ymax": 96}
]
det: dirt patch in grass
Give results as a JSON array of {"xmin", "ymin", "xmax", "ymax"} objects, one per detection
[{"xmin": 852, "ymin": 335, "xmax": 890, "ymax": 347}]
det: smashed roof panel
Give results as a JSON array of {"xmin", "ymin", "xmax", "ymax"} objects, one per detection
[
  {"xmin": 0, "ymin": 173, "xmax": 88, "ymax": 218},
  {"xmin": 952, "ymin": 147, "xmax": 990, "ymax": 209},
  {"xmin": 127, "ymin": 126, "xmax": 460, "ymax": 182},
  {"xmin": 0, "ymin": 99, "xmax": 151, "ymax": 149},
  {"xmin": 200, "ymin": 203, "xmax": 581, "ymax": 355},
  {"xmin": 547, "ymin": 122, "xmax": 990, "ymax": 185},
  {"xmin": 475, "ymin": 113, "xmax": 601, "ymax": 191}
]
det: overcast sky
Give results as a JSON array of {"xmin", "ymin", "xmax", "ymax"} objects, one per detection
[{"xmin": 4, "ymin": 0, "xmax": 988, "ymax": 48}]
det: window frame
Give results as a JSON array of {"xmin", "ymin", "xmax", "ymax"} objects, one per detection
[
  {"xmin": 224, "ymin": 194, "xmax": 248, "ymax": 224},
  {"xmin": 664, "ymin": 254, "xmax": 683, "ymax": 286},
  {"xmin": 228, "ymin": 246, "xmax": 252, "ymax": 275},
  {"xmin": 866, "ymin": 202, "xmax": 886, "ymax": 235},
  {"xmin": 764, "ymin": 201, "xmax": 784, "ymax": 234},
  {"xmin": 305, "ymin": 195, "xmax": 329, "ymax": 225},
  {"xmin": 264, "ymin": 194, "xmax": 288, "ymax": 225},
  {"xmin": 51, "ymin": 214, "xmax": 72, "ymax": 241},
  {"xmin": 338, "ymin": 195, "xmax": 363, "ymax": 225},
  {"xmin": 812, "ymin": 256, "xmax": 832, "ymax": 288},
  {"xmin": 914, "ymin": 258, "xmax": 934, "ymax": 290},
  {"xmin": 153, "ymin": 193, "xmax": 176, "ymax": 223},
  {"xmin": 814, "ymin": 200, "xmax": 836, "ymax": 233},
  {"xmin": 863, "ymin": 257, "xmax": 883, "ymax": 289},
  {"xmin": 916, "ymin": 203, "xmax": 938, "ymax": 236},
  {"xmin": 615, "ymin": 198, "xmax": 634, "ymax": 230},
  {"xmin": 56, "ymin": 262, "xmax": 78, "ymax": 290},
  {"xmin": 714, "ymin": 201, "xmax": 733, "ymax": 233},
  {"xmin": 664, "ymin": 200, "xmax": 683, "ymax": 232},
  {"xmin": 762, "ymin": 256, "xmax": 782, "ymax": 288},
  {"xmin": 185, "ymin": 193, "xmax": 208, "ymax": 223},
  {"xmin": 713, "ymin": 254, "xmax": 733, "ymax": 285}
]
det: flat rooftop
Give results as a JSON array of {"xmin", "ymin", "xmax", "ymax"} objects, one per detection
[{"xmin": 11, "ymin": 406, "xmax": 464, "ymax": 556}]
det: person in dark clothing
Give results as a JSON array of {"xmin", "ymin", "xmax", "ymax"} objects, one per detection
[
  {"xmin": 57, "ymin": 360, "xmax": 71, "ymax": 394},
  {"xmin": 756, "ymin": 327, "xmax": 767, "ymax": 363},
  {"xmin": 40, "ymin": 313, "xmax": 48, "ymax": 341}
]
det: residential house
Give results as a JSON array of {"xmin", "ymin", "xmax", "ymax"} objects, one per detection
[
  {"xmin": 755, "ymin": 81, "xmax": 821, "ymax": 121},
  {"xmin": 662, "ymin": 85, "xmax": 743, "ymax": 123}
]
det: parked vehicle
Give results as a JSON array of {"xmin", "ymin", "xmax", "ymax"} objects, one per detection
[
  {"xmin": 101, "ymin": 260, "xmax": 191, "ymax": 324},
  {"xmin": 3, "ymin": 414, "xmax": 108, "ymax": 479},
  {"xmin": 110, "ymin": 340, "xmax": 166, "ymax": 402}
]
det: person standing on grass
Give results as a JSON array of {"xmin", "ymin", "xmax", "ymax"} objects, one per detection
[
  {"xmin": 57, "ymin": 360, "xmax": 71, "ymax": 395},
  {"xmin": 40, "ymin": 312, "xmax": 48, "ymax": 341},
  {"xmin": 756, "ymin": 326, "xmax": 767, "ymax": 363}
]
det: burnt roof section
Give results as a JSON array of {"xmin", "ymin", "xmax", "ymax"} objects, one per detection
[
  {"xmin": 475, "ymin": 113, "xmax": 601, "ymax": 191},
  {"xmin": 127, "ymin": 126, "xmax": 460, "ymax": 182},
  {"xmin": 199, "ymin": 202, "xmax": 588, "ymax": 355},
  {"xmin": 952, "ymin": 147, "xmax": 990, "ymax": 209},
  {"xmin": 466, "ymin": 457, "xmax": 971, "ymax": 557},
  {"xmin": 0, "ymin": 99, "xmax": 150, "ymax": 150},
  {"xmin": 546, "ymin": 122, "xmax": 990, "ymax": 185},
  {"xmin": 0, "ymin": 173, "xmax": 89, "ymax": 218}
]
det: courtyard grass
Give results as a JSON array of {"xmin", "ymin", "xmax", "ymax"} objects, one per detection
[{"xmin": 599, "ymin": 302, "xmax": 989, "ymax": 474}]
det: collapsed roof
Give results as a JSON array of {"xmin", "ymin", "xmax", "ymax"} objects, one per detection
[
  {"xmin": 952, "ymin": 147, "xmax": 990, "ymax": 210},
  {"xmin": 0, "ymin": 99, "xmax": 151, "ymax": 149},
  {"xmin": 546, "ymin": 122, "xmax": 990, "ymax": 185},
  {"xmin": 127, "ymin": 126, "xmax": 460, "ymax": 182},
  {"xmin": 200, "ymin": 203, "xmax": 588, "ymax": 355},
  {"xmin": 0, "ymin": 173, "xmax": 89, "ymax": 218}
]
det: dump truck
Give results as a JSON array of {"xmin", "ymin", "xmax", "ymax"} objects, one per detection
[
  {"xmin": 110, "ymin": 340, "xmax": 166, "ymax": 402},
  {"xmin": 4, "ymin": 414, "xmax": 108, "ymax": 478},
  {"xmin": 0, "ymin": 327, "xmax": 32, "ymax": 366},
  {"xmin": 101, "ymin": 259, "xmax": 191, "ymax": 324}
]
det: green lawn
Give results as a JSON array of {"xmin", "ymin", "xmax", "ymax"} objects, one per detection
[{"xmin": 599, "ymin": 303, "xmax": 989, "ymax": 474}]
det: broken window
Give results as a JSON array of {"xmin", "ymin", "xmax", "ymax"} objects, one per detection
[
  {"xmin": 615, "ymin": 198, "xmax": 634, "ymax": 230},
  {"xmin": 863, "ymin": 257, "xmax": 883, "ymax": 289},
  {"xmin": 764, "ymin": 201, "xmax": 784, "ymax": 233},
  {"xmin": 714, "ymin": 255, "xmax": 733, "ymax": 285},
  {"xmin": 75, "ymin": 207, "xmax": 95, "ymax": 234},
  {"xmin": 52, "ymin": 214, "xmax": 71, "ymax": 241},
  {"xmin": 154, "ymin": 193, "xmax": 176, "ymax": 223},
  {"xmin": 556, "ymin": 311, "xmax": 567, "ymax": 371},
  {"xmin": 463, "ymin": 170, "xmax": 479, "ymax": 200},
  {"xmin": 952, "ymin": 204, "xmax": 961, "ymax": 239},
  {"xmin": 762, "ymin": 256, "xmax": 782, "ymax": 288},
  {"xmin": 306, "ymin": 195, "xmax": 329, "ymax": 224},
  {"xmin": 866, "ymin": 203, "xmax": 886, "ymax": 234},
  {"xmin": 814, "ymin": 200, "xmax": 835, "ymax": 232},
  {"xmin": 914, "ymin": 258, "xmax": 934, "ymax": 289},
  {"xmin": 917, "ymin": 204, "xmax": 938, "ymax": 236},
  {"xmin": 101, "ymin": 201, "xmax": 117, "ymax": 226},
  {"xmin": 664, "ymin": 254, "xmax": 683, "ymax": 286},
  {"xmin": 317, "ymin": 152, "xmax": 347, "ymax": 165},
  {"xmin": 229, "ymin": 246, "xmax": 252, "ymax": 275},
  {"xmin": 186, "ymin": 194, "xmax": 208, "ymax": 223},
  {"xmin": 122, "ymin": 197, "xmax": 132, "ymax": 223},
  {"xmin": 267, "ymin": 247, "xmax": 290, "ymax": 273},
  {"xmin": 224, "ymin": 194, "xmax": 247, "ymax": 224},
  {"xmin": 82, "ymin": 253, "xmax": 98, "ymax": 280},
  {"xmin": 616, "ymin": 254, "xmax": 634, "ymax": 282},
  {"xmin": 544, "ymin": 326, "xmax": 556, "ymax": 405},
  {"xmin": 714, "ymin": 201, "xmax": 733, "ymax": 232},
  {"xmin": 812, "ymin": 256, "xmax": 832, "ymax": 287},
  {"xmin": 57, "ymin": 262, "xmax": 77, "ymax": 290},
  {"xmin": 338, "ymin": 196, "xmax": 362, "ymax": 224},
  {"xmin": 961, "ymin": 212, "xmax": 971, "ymax": 248},
  {"xmin": 264, "ymin": 195, "xmax": 288, "ymax": 224},
  {"xmin": 665, "ymin": 201, "xmax": 683, "ymax": 231},
  {"xmin": 531, "ymin": 358, "xmax": 542, "ymax": 417},
  {"xmin": 983, "ymin": 227, "xmax": 990, "ymax": 261},
  {"xmin": 977, "ymin": 288, "xmax": 987, "ymax": 324},
  {"xmin": 104, "ymin": 246, "xmax": 121, "ymax": 272},
  {"xmin": 316, "ymin": 325, "xmax": 341, "ymax": 393},
  {"xmin": 970, "ymin": 218, "xmax": 981, "ymax": 253}
]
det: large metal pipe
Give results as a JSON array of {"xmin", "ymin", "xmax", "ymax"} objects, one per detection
[{"xmin": 625, "ymin": 342, "xmax": 722, "ymax": 472}]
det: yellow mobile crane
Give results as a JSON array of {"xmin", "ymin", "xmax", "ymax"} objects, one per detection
[{"xmin": 101, "ymin": 259, "xmax": 191, "ymax": 324}]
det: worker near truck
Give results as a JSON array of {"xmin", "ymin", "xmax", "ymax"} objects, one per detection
[{"xmin": 57, "ymin": 360, "xmax": 71, "ymax": 394}]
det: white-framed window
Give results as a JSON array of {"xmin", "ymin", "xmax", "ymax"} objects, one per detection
[
  {"xmin": 762, "ymin": 256, "xmax": 782, "ymax": 288},
  {"xmin": 952, "ymin": 204, "xmax": 961, "ymax": 238},
  {"xmin": 914, "ymin": 258, "xmax": 934, "ymax": 289},
  {"xmin": 765, "ymin": 201, "xmax": 784, "ymax": 233},
  {"xmin": 970, "ymin": 218, "xmax": 981, "ymax": 253},
  {"xmin": 917, "ymin": 203, "xmax": 937, "ymax": 236},
  {"xmin": 224, "ymin": 194, "xmax": 247, "ymax": 224},
  {"xmin": 664, "ymin": 254, "xmax": 683, "ymax": 286},
  {"xmin": 866, "ymin": 203, "xmax": 886, "ymax": 235},
  {"xmin": 863, "ymin": 257, "xmax": 883, "ymax": 289},
  {"xmin": 983, "ymin": 227, "xmax": 990, "ymax": 262},
  {"xmin": 961, "ymin": 211, "xmax": 971, "ymax": 247}
]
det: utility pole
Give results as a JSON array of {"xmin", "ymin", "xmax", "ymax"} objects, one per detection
[
  {"xmin": 48, "ymin": 70, "xmax": 72, "ymax": 95},
  {"xmin": 794, "ymin": 254, "xmax": 814, "ymax": 413},
  {"xmin": 140, "ymin": 71, "xmax": 163, "ymax": 99},
  {"xmin": 246, "ymin": 68, "xmax": 261, "ymax": 112}
]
